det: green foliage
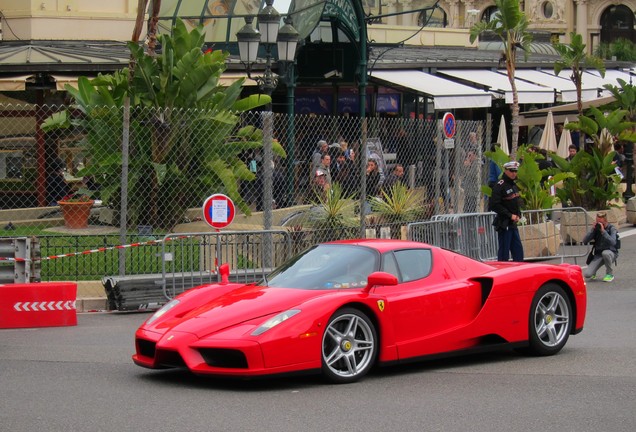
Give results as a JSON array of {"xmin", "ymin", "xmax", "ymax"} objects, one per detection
[
  {"xmin": 602, "ymin": 78, "xmax": 636, "ymax": 122},
  {"xmin": 483, "ymin": 145, "xmax": 575, "ymax": 210},
  {"xmin": 595, "ymin": 39, "xmax": 636, "ymax": 61},
  {"xmin": 309, "ymin": 183, "xmax": 358, "ymax": 230},
  {"xmin": 557, "ymin": 105, "xmax": 635, "ymax": 210},
  {"xmin": 551, "ymin": 148, "xmax": 622, "ymax": 210},
  {"xmin": 514, "ymin": 146, "xmax": 574, "ymax": 210},
  {"xmin": 370, "ymin": 182, "xmax": 425, "ymax": 222},
  {"xmin": 565, "ymin": 107, "xmax": 636, "ymax": 155},
  {"xmin": 42, "ymin": 19, "xmax": 277, "ymax": 230}
]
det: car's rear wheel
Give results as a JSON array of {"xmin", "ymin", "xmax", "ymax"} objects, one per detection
[
  {"xmin": 527, "ymin": 283, "xmax": 573, "ymax": 356},
  {"xmin": 321, "ymin": 308, "xmax": 377, "ymax": 383}
]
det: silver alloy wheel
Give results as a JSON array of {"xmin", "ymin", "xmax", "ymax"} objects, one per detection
[
  {"xmin": 534, "ymin": 290, "xmax": 570, "ymax": 347},
  {"xmin": 322, "ymin": 312, "xmax": 375, "ymax": 379}
]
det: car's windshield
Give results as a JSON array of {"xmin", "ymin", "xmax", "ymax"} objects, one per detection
[{"xmin": 265, "ymin": 244, "xmax": 379, "ymax": 289}]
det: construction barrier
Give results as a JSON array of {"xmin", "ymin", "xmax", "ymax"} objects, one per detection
[{"xmin": 0, "ymin": 282, "xmax": 77, "ymax": 329}]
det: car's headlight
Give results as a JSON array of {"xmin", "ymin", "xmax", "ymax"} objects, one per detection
[
  {"xmin": 146, "ymin": 299, "xmax": 180, "ymax": 325},
  {"xmin": 251, "ymin": 309, "xmax": 301, "ymax": 336}
]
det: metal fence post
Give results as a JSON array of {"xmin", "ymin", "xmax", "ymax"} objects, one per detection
[
  {"xmin": 262, "ymin": 111, "xmax": 274, "ymax": 269},
  {"xmin": 119, "ymin": 98, "xmax": 130, "ymax": 276},
  {"xmin": 359, "ymin": 117, "xmax": 368, "ymax": 238}
]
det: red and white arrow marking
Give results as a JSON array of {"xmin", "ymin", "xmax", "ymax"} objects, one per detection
[{"xmin": 13, "ymin": 300, "xmax": 76, "ymax": 312}]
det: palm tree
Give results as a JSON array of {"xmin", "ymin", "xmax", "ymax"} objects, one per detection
[
  {"xmin": 553, "ymin": 32, "xmax": 606, "ymax": 118},
  {"xmin": 131, "ymin": 0, "xmax": 149, "ymax": 44},
  {"xmin": 470, "ymin": 0, "xmax": 532, "ymax": 156},
  {"xmin": 131, "ymin": 0, "xmax": 162, "ymax": 58}
]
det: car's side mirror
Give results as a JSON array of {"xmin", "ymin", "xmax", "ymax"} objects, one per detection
[{"xmin": 365, "ymin": 271, "xmax": 398, "ymax": 291}]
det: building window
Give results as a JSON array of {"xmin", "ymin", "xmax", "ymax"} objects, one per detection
[
  {"xmin": 542, "ymin": 2, "xmax": 553, "ymax": 19},
  {"xmin": 482, "ymin": 6, "xmax": 500, "ymax": 23}
]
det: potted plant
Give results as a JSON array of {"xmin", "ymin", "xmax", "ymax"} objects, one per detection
[
  {"xmin": 58, "ymin": 192, "xmax": 95, "ymax": 229},
  {"xmin": 307, "ymin": 183, "xmax": 358, "ymax": 242}
]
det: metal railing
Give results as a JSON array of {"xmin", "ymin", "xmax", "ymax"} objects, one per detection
[
  {"xmin": 409, "ymin": 207, "xmax": 591, "ymax": 263},
  {"xmin": 161, "ymin": 230, "xmax": 292, "ymax": 299}
]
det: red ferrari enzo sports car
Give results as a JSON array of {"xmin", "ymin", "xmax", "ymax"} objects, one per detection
[{"xmin": 133, "ymin": 239, "xmax": 587, "ymax": 383}]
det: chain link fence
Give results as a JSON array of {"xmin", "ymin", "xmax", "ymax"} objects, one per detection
[{"xmin": 0, "ymin": 102, "xmax": 489, "ymax": 280}]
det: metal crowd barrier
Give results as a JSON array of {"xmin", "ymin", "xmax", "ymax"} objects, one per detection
[
  {"xmin": 518, "ymin": 207, "xmax": 589, "ymax": 263},
  {"xmin": 161, "ymin": 230, "xmax": 292, "ymax": 300},
  {"xmin": 408, "ymin": 207, "xmax": 591, "ymax": 264},
  {"xmin": 428, "ymin": 212, "xmax": 498, "ymax": 260}
]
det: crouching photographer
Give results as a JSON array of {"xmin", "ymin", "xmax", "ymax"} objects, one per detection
[{"xmin": 582, "ymin": 211, "xmax": 619, "ymax": 282}]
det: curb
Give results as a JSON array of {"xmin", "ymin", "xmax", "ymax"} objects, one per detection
[{"xmin": 76, "ymin": 297, "xmax": 109, "ymax": 313}]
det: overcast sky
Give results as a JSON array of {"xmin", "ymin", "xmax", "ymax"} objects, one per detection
[{"xmin": 272, "ymin": 0, "xmax": 292, "ymax": 13}]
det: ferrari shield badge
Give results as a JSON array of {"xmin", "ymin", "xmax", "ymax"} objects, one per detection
[{"xmin": 377, "ymin": 300, "xmax": 385, "ymax": 312}]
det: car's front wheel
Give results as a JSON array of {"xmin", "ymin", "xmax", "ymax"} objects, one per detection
[
  {"xmin": 527, "ymin": 284, "xmax": 573, "ymax": 356},
  {"xmin": 321, "ymin": 308, "xmax": 377, "ymax": 383}
]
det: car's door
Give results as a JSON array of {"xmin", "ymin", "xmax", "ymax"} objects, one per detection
[{"xmin": 380, "ymin": 248, "xmax": 483, "ymax": 358}]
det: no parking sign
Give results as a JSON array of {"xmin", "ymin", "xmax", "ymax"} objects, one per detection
[
  {"xmin": 442, "ymin": 112, "xmax": 456, "ymax": 149},
  {"xmin": 202, "ymin": 194, "xmax": 235, "ymax": 229},
  {"xmin": 442, "ymin": 112, "xmax": 456, "ymax": 138}
]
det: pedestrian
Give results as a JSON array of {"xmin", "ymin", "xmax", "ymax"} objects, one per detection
[
  {"xmin": 46, "ymin": 157, "xmax": 71, "ymax": 206},
  {"xmin": 382, "ymin": 164, "xmax": 405, "ymax": 192},
  {"xmin": 363, "ymin": 158, "xmax": 382, "ymax": 214},
  {"xmin": 566, "ymin": 144, "xmax": 577, "ymax": 161},
  {"xmin": 332, "ymin": 151, "xmax": 355, "ymax": 196},
  {"xmin": 315, "ymin": 153, "xmax": 332, "ymax": 186},
  {"xmin": 582, "ymin": 211, "xmax": 618, "ymax": 282},
  {"xmin": 490, "ymin": 160, "xmax": 524, "ymax": 262},
  {"xmin": 311, "ymin": 140, "xmax": 329, "ymax": 177},
  {"xmin": 312, "ymin": 169, "xmax": 330, "ymax": 201},
  {"xmin": 461, "ymin": 149, "xmax": 480, "ymax": 213}
]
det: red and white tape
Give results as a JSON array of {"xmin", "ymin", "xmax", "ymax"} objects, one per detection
[{"xmin": 0, "ymin": 235, "xmax": 193, "ymax": 263}]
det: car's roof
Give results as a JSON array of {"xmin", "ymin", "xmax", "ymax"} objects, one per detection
[{"xmin": 325, "ymin": 238, "xmax": 435, "ymax": 254}]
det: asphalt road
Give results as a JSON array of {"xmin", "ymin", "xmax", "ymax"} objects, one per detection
[{"xmin": 2, "ymin": 229, "xmax": 636, "ymax": 432}]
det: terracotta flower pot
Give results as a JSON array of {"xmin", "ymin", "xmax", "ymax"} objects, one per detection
[{"xmin": 59, "ymin": 200, "xmax": 94, "ymax": 229}]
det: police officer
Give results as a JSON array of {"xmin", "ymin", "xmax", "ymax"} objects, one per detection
[{"xmin": 491, "ymin": 161, "xmax": 524, "ymax": 262}]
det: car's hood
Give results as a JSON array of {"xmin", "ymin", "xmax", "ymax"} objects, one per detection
[{"xmin": 167, "ymin": 285, "xmax": 334, "ymax": 338}]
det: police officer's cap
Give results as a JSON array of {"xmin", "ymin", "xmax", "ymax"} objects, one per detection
[{"xmin": 503, "ymin": 161, "xmax": 520, "ymax": 171}]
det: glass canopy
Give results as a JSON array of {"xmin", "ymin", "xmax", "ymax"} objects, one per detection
[
  {"xmin": 156, "ymin": 0, "xmax": 440, "ymax": 48},
  {"xmin": 156, "ymin": 0, "xmax": 327, "ymax": 49}
]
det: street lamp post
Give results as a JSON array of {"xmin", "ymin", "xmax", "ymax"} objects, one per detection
[
  {"xmin": 624, "ymin": 142, "xmax": 634, "ymax": 201},
  {"xmin": 277, "ymin": 17, "xmax": 299, "ymax": 206},
  {"xmin": 236, "ymin": 0, "xmax": 299, "ymax": 263}
]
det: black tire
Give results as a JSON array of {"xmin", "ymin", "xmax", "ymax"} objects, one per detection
[
  {"xmin": 526, "ymin": 283, "xmax": 573, "ymax": 356},
  {"xmin": 321, "ymin": 308, "xmax": 378, "ymax": 384}
]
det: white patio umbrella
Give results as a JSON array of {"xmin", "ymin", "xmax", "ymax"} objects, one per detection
[
  {"xmin": 538, "ymin": 110, "xmax": 558, "ymax": 153},
  {"xmin": 497, "ymin": 115, "xmax": 510, "ymax": 155},
  {"xmin": 557, "ymin": 117, "xmax": 573, "ymax": 159}
]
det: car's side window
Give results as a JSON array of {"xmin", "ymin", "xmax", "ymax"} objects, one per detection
[
  {"xmin": 393, "ymin": 249, "xmax": 432, "ymax": 282},
  {"xmin": 381, "ymin": 252, "xmax": 401, "ymax": 281}
]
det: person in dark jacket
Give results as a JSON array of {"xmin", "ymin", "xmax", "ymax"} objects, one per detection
[
  {"xmin": 46, "ymin": 157, "xmax": 70, "ymax": 206},
  {"xmin": 582, "ymin": 211, "xmax": 618, "ymax": 282},
  {"xmin": 490, "ymin": 160, "xmax": 524, "ymax": 262}
]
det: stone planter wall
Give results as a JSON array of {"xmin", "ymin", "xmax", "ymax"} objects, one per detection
[
  {"xmin": 626, "ymin": 197, "xmax": 636, "ymax": 225},
  {"xmin": 519, "ymin": 220, "xmax": 562, "ymax": 258}
]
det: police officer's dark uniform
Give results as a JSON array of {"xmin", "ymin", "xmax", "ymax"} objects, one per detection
[{"xmin": 490, "ymin": 161, "xmax": 524, "ymax": 262}]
